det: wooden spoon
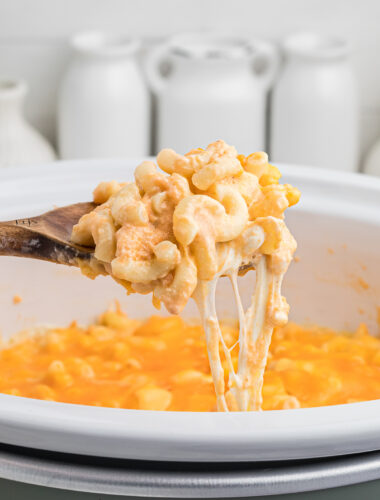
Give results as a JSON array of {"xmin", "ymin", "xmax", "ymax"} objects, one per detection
[{"xmin": 0, "ymin": 203, "xmax": 97, "ymax": 266}]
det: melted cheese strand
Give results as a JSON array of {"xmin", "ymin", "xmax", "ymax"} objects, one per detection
[
  {"xmin": 195, "ymin": 254, "xmax": 282, "ymax": 412},
  {"xmin": 246, "ymin": 258, "xmax": 274, "ymax": 410},
  {"xmin": 228, "ymin": 271, "xmax": 248, "ymax": 410},
  {"xmin": 246, "ymin": 256, "xmax": 270, "ymax": 344},
  {"xmin": 208, "ymin": 276, "xmax": 240, "ymax": 397},
  {"xmin": 194, "ymin": 246, "xmax": 291, "ymax": 412},
  {"xmin": 193, "ymin": 280, "xmax": 229, "ymax": 412}
]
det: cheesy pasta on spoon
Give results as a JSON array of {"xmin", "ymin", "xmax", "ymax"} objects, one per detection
[{"xmin": 71, "ymin": 140, "xmax": 300, "ymax": 411}]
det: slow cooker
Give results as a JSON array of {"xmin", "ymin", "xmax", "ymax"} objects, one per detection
[{"xmin": 0, "ymin": 159, "xmax": 379, "ymax": 498}]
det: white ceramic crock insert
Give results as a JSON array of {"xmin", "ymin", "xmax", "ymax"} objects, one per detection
[{"xmin": 0, "ymin": 160, "xmax": 379, "ymax": 462}]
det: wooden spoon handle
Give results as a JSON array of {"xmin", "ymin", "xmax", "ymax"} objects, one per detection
[
  {"xmin": 0, "ymin": 220, "xmax": 91, "ymax": 265},
  {"xmin": 0, "ymin": 202, "xmax": 96, "ymax": 266}
]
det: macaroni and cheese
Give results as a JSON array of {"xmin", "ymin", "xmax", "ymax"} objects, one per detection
[
  {"xmin": 1, "ymin": 309, "xmax": 379, "ymax": 412},
  {"xmin": 71, "ymin": 141, "xmax": 300, "ymax": 411}
]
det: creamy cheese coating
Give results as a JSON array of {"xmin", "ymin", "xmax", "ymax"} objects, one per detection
[{"xmin": 71, "ymin": 141, "xmax": 300, "ymax": 411}]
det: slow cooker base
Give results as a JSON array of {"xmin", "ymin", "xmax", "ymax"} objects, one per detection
[{"xmin": 1, "ymin": 443, "xmax": 380, "ymax": 498}]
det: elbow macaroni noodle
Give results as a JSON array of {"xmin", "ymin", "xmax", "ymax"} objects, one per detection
[{"xmin": 71, "ymin": 140, "xmax": 300, "ymax": 411}]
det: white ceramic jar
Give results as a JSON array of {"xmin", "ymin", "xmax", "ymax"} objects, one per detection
[
  {"xmin": 271, "ymin": 33, "xmax": 359, "ymax": 172},
  {"xmin": 0, "ymin": 79, "xmax": 56, "ymax": 168},
  {"xmin": 363, "ymin": 138, "xmax": 380, "ymax": 177},
  {"xmin": 58, "ymin": 31, "xmax": 150, "ymax": 159},
  {"xmin": 146, "ymin": 34, "xmax": 278, "ymax": 154}
]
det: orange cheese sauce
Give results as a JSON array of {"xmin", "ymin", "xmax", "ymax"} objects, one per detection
[{"xmin": 0, "ymin": 309, "xmax": 379, "ymax": 411}]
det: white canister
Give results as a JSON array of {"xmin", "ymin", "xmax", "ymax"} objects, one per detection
[
  {"xmin": 271, "ymin": 33, "xmax": 359, "ymax": 172},
  {"xmin": 146, "ymin": 33, "xmax": 278, "ymax": 154},
  {"xmin": 58, "ymin": 32, "xmax": 150, "ymax": 159},
  {"xmin": 0, "ymin": 79, "xmax": 56, "ymax": 168}
]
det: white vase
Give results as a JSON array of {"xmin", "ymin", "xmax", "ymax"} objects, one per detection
[
  {"xmin": 363, "ymin": 138, "xmax": 380, "ymax": 177},
  {"xmin": 0, "ymin": 79, "xmax": 56, "ymax": 168},
  {"xmin": 271, "ymin": 32, "xmax": 359, "ymax": 172},
  {"xmin": 58, "ymin": 31, "xmax": 150, "ymax": 159},
  {"xmin": 146, "ymin": 33, "xmax": 278, "ymax": 154}
]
